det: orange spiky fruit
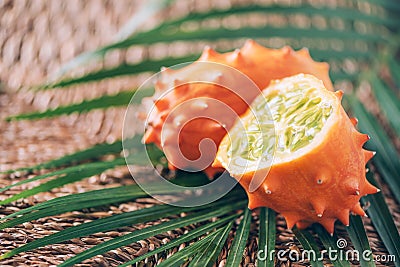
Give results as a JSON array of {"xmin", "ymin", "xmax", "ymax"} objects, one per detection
[
  {"xmin": 213, "ymin": 74, "xmax": 379, "ymax": 234},
  {"xmin": 143, "ymin": 40, "xmax": 333, "ymax": 178}
]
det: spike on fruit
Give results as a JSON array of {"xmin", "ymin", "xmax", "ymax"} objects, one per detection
[
  {"xmin": 336, "ymin": 209, "xmax": 350, "ymax": 226},
  {"xmin": 335, "ymin": 90, "xmax": 344, "ymax": 100},
  {"xmin": 282, "ymin": 46, "xmax": 293, "ymax": 57},
  {"xmin": 350, "ymin": 117, "xmax": 358, "ymax": 126},
  {"xmin": 228, "ymin": 49, "xmax": 245, "ymax": 65},
  {"xmin": 296, "ymin": 221, "xmax": 312, "ymax": 229},
  {"xmin": 154, "ymin": 98, "xmax": 169, "ymax": 111},
  {"xmin": 311, "ymin": 200, "xmax": 325, "ymax": 217},
  {"xmin": 344, "ymin": 180, "xmax": 360, "ymax": 196},
  {"xmin": 363, "ymin": 150, "xmax": 376, "ymax": 163},
  {"xmin": 298, "ymin": 47, "xmax": 310, "ymax": 57},
  {"xmin": 320, "ymin": 219, "xmax": 336, "ymax": 235},
  {"xmin": 354, "ymin": 133, "xmax": 370, "ymax": 146},
  {"xmin": 200, "ymin": 46, "xmax": 218, "ymax": 60},
  {"xmin": 283, "ymin": 213, "xmax": 301, "ymax": 229},
  {"xmin": 351, "ymin": 203, "xmax": 366, "ymax": 217},
  {"xmin": 143, "ymin": 128, "xmax": 157, "ymax": 143},
  {"xmin": 363, "ymin": 182, "xmax": 380, "ymax": 195}
]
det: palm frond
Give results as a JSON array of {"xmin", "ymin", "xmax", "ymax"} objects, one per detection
[
  {"xmin": 362, "ymin": 170, "xmax": 400, "ymax": 262},
  {"xmin": 292, "ymin": 228, "xmax": 324, "ymax": 267},
  {"xmin": 119, "ymin": 214, "xmax": 238, "ymax": 267},
  {"xmin": 188, "ymin": 221, "xmax": 233, "ymax": 267},
  {"xmin": 53, "ymin": 0, "xmax": 175, "ymax": 79},
  {"xmin": 346, "ymin": 215, "xmax": 375, "ymax": 266},
  {"xmin": 0, "ymin": 158, "xmax": 125, "ymax": 206},
  {"xmin": 314, "ymin": 225, "xmax": 351, "ymax": 267},
  {"xmin": 346, "ymin": 94, "xmax": 400, "ymax": 203},
  {"xmin": 57, "ymin": 200, "xmax": 246, "ymax": 266},
  {"xmin": 0, "ymin": 140, "xmax": 123, "ymax": 174},
  {"xmin": 369, "ymin": 74, "xmax": 400, "ymax": 136},
  {"xmin": 225, "ymin": 208, "xmax": 252, "ymax": 266},
  {"xmin": 257, "ymin": 207, "xmax": 276, "ymax": 267}
]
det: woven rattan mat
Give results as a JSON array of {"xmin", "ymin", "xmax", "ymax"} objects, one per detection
[{"xmin": 0, "ymin": 1, "xmax": 399, "ymax": 266}]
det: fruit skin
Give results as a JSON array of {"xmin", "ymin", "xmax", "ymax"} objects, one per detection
[
  {"xmin": 213, "ymin": 76, "xmax": 379, "ymax": 234},
  {"xmin": 143, "ymin": 40, "xmax": 333, "ymax": 178}
]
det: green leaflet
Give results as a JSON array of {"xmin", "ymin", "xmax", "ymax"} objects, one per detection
[
  {"xmin": 0, "ymin": 185, "xmax": 145, "ymax": 227},
  {"xmin": 0, "ymin": 158, "xmax": 126, "ymax": 206},
  {"xmin": 53, "ymin": 0, "xmax": 175, "ymax": 79},
  {"xmin": 118, "ymin": 214, "xmax": 239, "ymax": 267},
  {"xmin": 156, "ymin": 226, "xmax": 229, "ymax": 267},
  {"xmin": 293, "ymin": 228, "xmax": 324, "ymax": 267},
  {"xmin": 7, "ymin": 90, "xmax": 137, "ymax": 121},
  {"xmin": 188, "ymin": 221, "xmax": 233, "ymax": 267},
  {"xmin": 56, "ymin": 200, "xmax": 247, "ymax": 266},
  {"xmin": 346, "ymin": 215, "xmax": 375, "ymax": 267},
  {"xmin": 0, "ymin": 195, "xmax": 242, "ymax": 260},
  {"xmin": 257, "ymin": 208, "xmax": 276, "ymax": 267},
  {"xmin": 0, "ymin": 140, "xmax": 122, "ymax": 174},
  {"xmin": 388, "ymin": 57, "xmax": 400, "ymax": 88},
  {"xmin": 225, "ymin": 208, "xmax": 252, "ymax": 267},
  {"xmin": 0, "ymin": 159, "xmax": 125, "ymax": 194},
  {"xmin": 48, "ymin": 2, "xmax": 396, "ymax": 88},
  {"xmin": 0, "ymin": 172, "xmax": 222, "ymax": 225},
  {"xmin": 369, "ymin": 74, "xmax": 400, "ymax": 136},
  {"xmin": 313, "ymin": 225, "xmax": 350, "ymax": 267},
  {"xmin": 41, "ymin": 55, "xmax": 198, "ymax": 89},
  {"xmin": 361, "ymin": 170, "xmax": 400, "ymax": 267},
  {"xmin": 39, "ymin": 49, "xmax": 369, "ymax": 90},
  {"xmin": 345, "ymin": 94, "xmax": 400, "ymax": 203}
]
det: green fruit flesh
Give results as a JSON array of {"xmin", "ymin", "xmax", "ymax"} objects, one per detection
[{"xmin": 227, "ymin": 80, "xmax": 333, "ymax": 169}]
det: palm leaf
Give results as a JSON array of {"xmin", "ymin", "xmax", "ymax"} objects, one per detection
[
  {"xmin": 0, "ymin": 158, "xmax": 125, "ymax": 206},
  {"xmin": 118, "ymin": 214, "xmax": 239, "ymax": 267},
  {"xmin": 57, "ymin": 200, "xmax": 246, "ymax": 266},
  {"xmin": 292, "ymin": 228, "xmax": 324, "ymax": 267},
  {"xmin": 362, "ymin": 170, "xmax": 400, "ymax": 266},
  {"xmin": 257, "ymin": 208, "xmax": 276, "ymax": 267},
  {"xmin": 345, "ymin": 94, "xmax": 400, "ymax": 203},
  {"xmin": 156, "ymin": 225, "xmax": 231, "ymax": 267},
  {"xmin": 225, "ymin": 208, "xmax": 252, "ymax": 266},
  {"xmin": 369, "ymin": 74, "xmax": 400, "ymax": 136},
  {"xmin": 0, "ymin": 139, "xmax": 123, "ymax": 174},
  {"xmin": 346, "ymin": 215, "xmax": 375, "ymax": 267},
  {"xmin": 188, "ymin": 221, "xmax": 233, "ymax": 267},
  {"xmin": 0, "ymin": 194, "xmax": 242, "ymax": 260},
  {"xmin": 313, "ymin": 225, "xmax": 350, "ymax": 267},
  {"xmin": 388, "ymin": 57, "xmax": 400, "ymax": 88},
  {"xmin": 53, "ymin": 0, "xmax": 174, "ymax": 79}
]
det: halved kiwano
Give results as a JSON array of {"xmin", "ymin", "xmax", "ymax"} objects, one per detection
[
  {"xmin": 143, "ymin": 40, "xmax": 333, "ymax": 178},
  {"xmin": 213, "ymin": 74, "xmax": 379, "ymax": 234}
]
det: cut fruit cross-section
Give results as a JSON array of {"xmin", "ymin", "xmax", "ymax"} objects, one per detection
[{"xmin": 213, "ymin": 74, "xmax": 379, "ymax": 234}]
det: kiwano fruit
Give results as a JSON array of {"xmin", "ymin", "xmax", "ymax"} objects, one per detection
[
  {"xmin": 213, "ymin": 74, "xmax": 379, "ymax": 234},
  {"xmin": 143, "ymin": 40, "xmax": 333, "ymax": 178}
]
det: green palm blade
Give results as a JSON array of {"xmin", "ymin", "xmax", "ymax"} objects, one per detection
[
  {"xmin": 293, "ymin": 228, "xmax": 324, "ymax": 267},
  {"xmin": 257, "ymin": 208, "xmax": 276, "ymax": 267},
  {"xmin": 225, "ymin": 208, "xmax": 252, "ymax": 267},
  {"xmin": 118, "ymin": 214, "xmax": 239, "ymax": 267},
  {"xmin": 57, "ymin": 200, "xmax": 247, "ymax": 266},
  {"xmin": 346, "ymin": 215, "xmax": 375, "ymax": 267}
]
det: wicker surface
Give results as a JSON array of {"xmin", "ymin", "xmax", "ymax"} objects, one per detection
[{"xmin": 0, "ymin": 0, "xmax": 399, "ymax": 266}]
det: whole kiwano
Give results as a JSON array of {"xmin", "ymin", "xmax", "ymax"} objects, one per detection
[{"xmin": 143, "ymin": 40, "xmax": 333, "ymax": 178}]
